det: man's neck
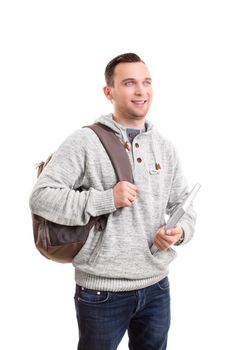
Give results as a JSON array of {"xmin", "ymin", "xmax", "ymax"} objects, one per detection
[{"xmin": 112, "ymin": 114, "xmax": 145, "ymax": 130}]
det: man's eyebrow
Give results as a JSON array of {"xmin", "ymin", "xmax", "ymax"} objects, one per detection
[{"xmin": 122, "ymin": 78, "xmax": 136, "ymax": 83}]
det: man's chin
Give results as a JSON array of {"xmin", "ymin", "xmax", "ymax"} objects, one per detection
[{"xmin": 130, "ymin": 111, "xmax": 148, "ymax": 119}]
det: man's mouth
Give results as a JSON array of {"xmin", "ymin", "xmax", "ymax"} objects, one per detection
[{"xmin": 131, "ymin": 100, "xmax": 147, "ymax": 105}]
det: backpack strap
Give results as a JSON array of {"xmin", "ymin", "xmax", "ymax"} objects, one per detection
[{"xmin": 86, "ymin": 123, "xmax": 134, "ymax": 183}]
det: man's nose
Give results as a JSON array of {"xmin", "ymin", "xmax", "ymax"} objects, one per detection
[{"xmin": 134, "ymin": 83, "xmax": 146, "ymax": 95}]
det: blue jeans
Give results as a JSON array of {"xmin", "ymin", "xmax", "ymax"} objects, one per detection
[{"xmin": 74, "ymin": 277, "xmax": 170, "ymax": 350}]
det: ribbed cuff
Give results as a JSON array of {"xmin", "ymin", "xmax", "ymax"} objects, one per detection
[
  {"xmin": 90, "ymin": 188, "xmax": 116, "ymax": 216},
  {"xmin": 177, "ymin": 220, "xmax": 192, "ymax": 245}
]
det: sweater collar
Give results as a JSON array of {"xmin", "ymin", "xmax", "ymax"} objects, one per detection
[{"xmin": 95, "ymin": 113, "xmax": 154, "ymax": 137}]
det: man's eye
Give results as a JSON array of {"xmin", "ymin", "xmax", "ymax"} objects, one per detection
[
  {"xmin": 144, "ymin": 80, "xmax": 152, "ymax": 86},
  {"xmin": 125, "ymin": 81, "xmax": 134, "ymax": 86}
]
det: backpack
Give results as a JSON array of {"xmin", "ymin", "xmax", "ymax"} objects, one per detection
[{"xmin": 32, "ymin": 123, "xmax": 133, "ymax": 263}]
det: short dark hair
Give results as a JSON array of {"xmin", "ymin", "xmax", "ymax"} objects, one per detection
[{"xmin": 105, "ymin": 53, "xmax": 144, "ymax": 87}]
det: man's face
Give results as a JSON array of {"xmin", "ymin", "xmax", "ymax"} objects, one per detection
[{"xmin": 104, "ymin": 62, "xmax": 153, "ymax": 122}]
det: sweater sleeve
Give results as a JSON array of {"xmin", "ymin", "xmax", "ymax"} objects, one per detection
[
  {"xmin": 29, "ymin": 130, "xmax": 116, "ymax": 226},
  {"xmin": 165, "ymin": 145, "xmax": 197, "ymax": 245}
]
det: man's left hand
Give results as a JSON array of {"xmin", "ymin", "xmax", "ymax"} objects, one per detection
[{"xmin": 154, "ymin": 225, "xmax": 183, "ymax": 251}]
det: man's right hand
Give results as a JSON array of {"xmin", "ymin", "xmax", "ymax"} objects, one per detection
[{"xmin": 113, "ymin": 181, "xmax": 138, "ymax": 209}]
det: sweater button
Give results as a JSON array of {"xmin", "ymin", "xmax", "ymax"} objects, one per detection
[
  {"xmin": 135, "ymin": 143, "xmax": 139, "ymax": 148},
  {"xmin": 137, "ymin": 157, "xmax": 142, "ymax": 163}
]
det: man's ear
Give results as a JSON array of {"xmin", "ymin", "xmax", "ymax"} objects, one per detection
[{"xmin": 103, "ymin": 86, "xmax": 113, "ymax": 101}]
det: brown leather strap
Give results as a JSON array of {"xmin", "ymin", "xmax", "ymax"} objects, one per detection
[{"xmin": 86, "ymin": 123, "xmax": 134, "ymax": 183}]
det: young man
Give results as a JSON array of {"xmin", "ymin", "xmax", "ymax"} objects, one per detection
[{"xmin": 29, "ymin": 53, "xmax": 196, "ymax": 350}]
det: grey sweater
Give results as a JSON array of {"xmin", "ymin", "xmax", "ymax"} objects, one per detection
[{"xmin": 29, "ymin": 114, "xmax": 196, "ymax": 291}]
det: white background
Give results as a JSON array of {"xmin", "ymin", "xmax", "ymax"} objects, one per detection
[{"xmin": 0, "ymin": 0, "xmax": 232, "ymax": 349}]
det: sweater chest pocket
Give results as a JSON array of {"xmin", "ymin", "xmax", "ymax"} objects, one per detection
[
  {"xmin": 149, "ymin": 169, "xmax": 163, "ymax": 197},
  {"xmin": 135, "ymin": 160, "xmax": 164, "ymax": 197}
]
